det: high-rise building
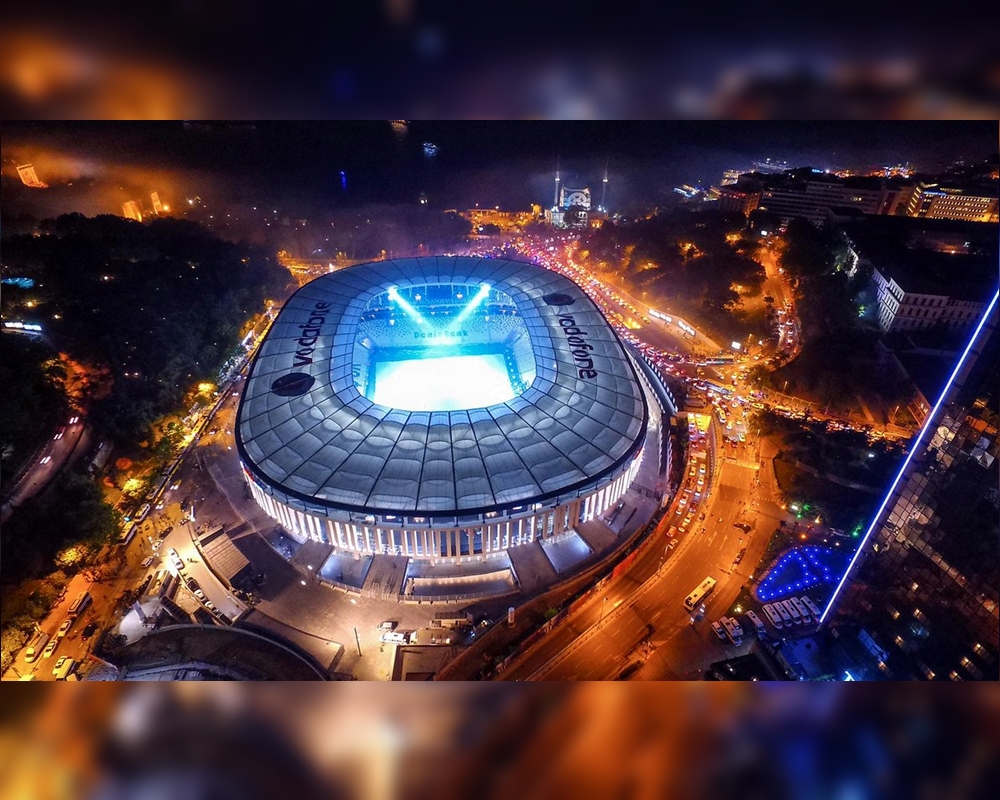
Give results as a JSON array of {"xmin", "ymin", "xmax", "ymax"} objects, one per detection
[
  {"xmin": 122, "ymin": 200, "xmax": 143, "ymax": 222},
  {"xmin": 16, "ymin": 163, "xmax": 47, "ymax": 188},
  {"xmin": 905, "ymin": 183, "xmax": 999, "ymax": 224},
  {"xmin": 755, "ymin": 169, "xmax": 893, "ymax": 225},
  {"xmin": 721, "ymin": 169, "xmax": 744, "ymax": 186},
  {"xmin": 150, "ymin": 191, "xmax": 164, "ymax": 214},
  {"xmin": 824, "ymin": 290, "xmax": 1000, "ymax": 680}
]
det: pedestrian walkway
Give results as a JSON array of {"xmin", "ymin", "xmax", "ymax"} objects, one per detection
[
  {"xmin": 539, "ymin": 530, "xmax": 593, "ymax": 574},
  {"xmin": 362, "ymin": 555, "xmax": 408, "ymax": 599},
  {"xmin": 318, "ymin": 551, "xmax": 372, "ymax": 589},
  {"xmin": 402, "ymin": 563, "xmax": 516, "ymax": 600},
  {"xmin": 506, "ymin": 541, "xmax": 559, "ymax": 594}
]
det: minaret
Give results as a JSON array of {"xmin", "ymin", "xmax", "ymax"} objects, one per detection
[
  {"xmin": 600, "ymin": 158, "xmax": 609, "ymax": 212},
  {"xmin": 553, "ymin": 156, "xmax": 561, "ymax": 209}
]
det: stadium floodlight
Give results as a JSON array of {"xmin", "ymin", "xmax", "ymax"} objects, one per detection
[
  {"xmin": 819, "ymin": 287, "xmax": 999, "ymax": 625},
  {"xmin": 387, "ymin": 286, "xmax": 427, "ymax": 327}
]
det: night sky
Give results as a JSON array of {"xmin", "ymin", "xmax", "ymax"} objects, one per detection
[{"xmin": 2, "ymin": 121, "xmax": 996, "ymax": 221}]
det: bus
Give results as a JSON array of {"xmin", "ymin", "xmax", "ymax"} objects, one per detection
[
  {"xmin": 704, "ymin": 355, "xmax": 735, "ymax": 365},
  {"xmin": 788, "ymin": 596, "xmax": 811, "ymax": 625},
  {"xmin": 683, "ymin": 576, "xmax": 717, "ymax": 611},
  {"xmin": 800, "ymin": 596, "xmax": 821, "ymax": 618},
  {"xmin": 68, "ymin": 591, "xmax": 91, "ymax": 618},
  {"xmin": 720, "ymin": 616, "xmax": 743, "ymax": 644},
  {"xmin": 135, "ymin": 503, "xmax": 151, "ymax": 522},
  {"xmin": 704, "ymin": 378, "xmax": 734, "ymax": 398},
  {"xmin": 779, "ymin": 598, "xmax": 801, "ymax": 625},
  {"xmin": 119, "ymin": 522, "xmax": 138, "ymax": 545}
]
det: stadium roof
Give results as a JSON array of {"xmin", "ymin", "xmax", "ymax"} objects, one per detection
[{"xmin": 236, "ymin": 256, "xmax": 647, "ymax": 517}]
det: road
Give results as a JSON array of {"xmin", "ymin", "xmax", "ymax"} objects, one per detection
[
  {"xmin": 501, "ymin": 439, "xmax": 766, "ymax": 680},
  {"xmin": 1, "ymin": 415, "xmax": 89, "ymax": 523}
]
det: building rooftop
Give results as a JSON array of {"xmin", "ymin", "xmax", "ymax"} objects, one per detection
[{"xmin": 237, "ymin": 256, "xmax": 646, "ymax": 517}]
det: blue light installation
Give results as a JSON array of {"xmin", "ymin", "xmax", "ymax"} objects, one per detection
[
  {"xmin": 757, "ymin": 545, "xmax": 849, "ymax": 602},
  {"xmin": 819, "ymin": 288, "xmax": 1000, "ymax": 624}
]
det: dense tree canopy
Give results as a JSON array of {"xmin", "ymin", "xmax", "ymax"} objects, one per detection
[
  {"xmin": 2, "ymin": 215, "xmax": 292, "ymax": 443},
  {"xmin": 578, "ymin": 210, "xmax": 764, "ymax": 301},
  {"xmin": 1, "ymin": 467, "xmax": 122, "ymax": 583},
  {"xmin": 0, "ymin": 336, "xmax": 67, "ymax": 483}
]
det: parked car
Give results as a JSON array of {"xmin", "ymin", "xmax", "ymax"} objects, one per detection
[
  {"xmin": 711, "ymin": 621, "xmax": 727, "ymax": 641},
  {"xmin": 56, "ymin": 619, "xmax": 73, "ymax": 639}
]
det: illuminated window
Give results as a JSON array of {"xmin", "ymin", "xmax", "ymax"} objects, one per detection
[
  {"xmin": 913, "ymin": 608, "xmax": 926, "ymax": 622},
  {"xmin": 925, "ymin": 669, "xmax": 935, "ymax": 680},
  {"xmin": 895, "ymin": 635, "xmax": 905, "ymax": 648},
  {"xmin": 960, "ymin": 656, "xmax": 971, "ymax": 668},
  {"xmin": 949, "ymin": 671, "xmax": 961, "ymax": 681},
  {"xmin": 911, "ymin": 581, "xmax": 920, "ymax": 591}
]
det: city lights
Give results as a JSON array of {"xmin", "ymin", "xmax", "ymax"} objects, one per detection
[
  {"xmin": 820, "ymin": 288, "xmax": 1000, "ymax": 624},
  {"xmin": 3, "ymin": 121, "xmax": 996, "ymax": 691}
]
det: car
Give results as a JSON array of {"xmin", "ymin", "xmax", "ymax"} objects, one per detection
[
  {"xmin": 377, "ymin": 620, "xmax": 398, "ymax": 631},
  {"xmin": 80, "ymin": 622, "xmax": 98, "ymax": 640},
  {"xmin": 381, "ymin": 631, "xmax": 410, "ymax": 644},
  {"xmin": 141, "ymin": 556, "xmax": 156, "ymax": 568},
  {"xmin": 57, "ymin": 619, "xmax": 73, "ymax": 638},
  {"xmin": 54, "ymin": 427, "xmax": 65, "ymax": 440},
  {"xmin": 40, "ymin": 455, "xmax": 52, "ymax": 465},
  {"xmin": 711, "ymin": 621, "xmax": 727, "ymax": 641},
  {"xmin": 52, "ymin": 656, "xmax": 76, "ymax": 680},
  {"xmin": 69, "ymin": 416, "xmax": 79, "ymax": 424},
  {"xmin": 42, "ymin": 639, "xmax": 59, "ymax": 658},
  {"xmin": 745, "ymin": 610, "xmax": 766, "ymax": 635},
  {"xmin": 186, "ymin": 577, "xmax": 201, "ymax": 592}
]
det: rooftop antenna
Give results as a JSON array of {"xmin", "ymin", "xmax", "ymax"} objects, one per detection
[
  {"xmin": 553, "ymin": 156, "xmax": 561, "ymax": 209},
  {"xmin": 600, "ymin": 158, "xmax": 609, "ymax": 212}
]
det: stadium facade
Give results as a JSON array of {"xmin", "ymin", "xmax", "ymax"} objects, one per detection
[{"xmin": 236, "ymin": 256, "xmax": 649, "ymax": 562}]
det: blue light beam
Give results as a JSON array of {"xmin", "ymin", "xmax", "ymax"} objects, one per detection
[
  {"xmin": 451, "ymin": 283, "xmax": 491, "ymax": 327},
  {"xmin": 819, "ymin": 287, "xmax": 999, "ymax": 625},
  {"xmin": 387, "ymin": 286, "xmax": 428, "ymax": 327}
]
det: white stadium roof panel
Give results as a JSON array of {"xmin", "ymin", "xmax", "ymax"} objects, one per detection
[{"xmin": 236, "ymin": 256, "xmax": 647, "ymax": 517}]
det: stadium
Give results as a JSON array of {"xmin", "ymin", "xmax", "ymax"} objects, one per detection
[{"xmin": 235, "ymin": 256, "xmax": 651, "ymax": 565}]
